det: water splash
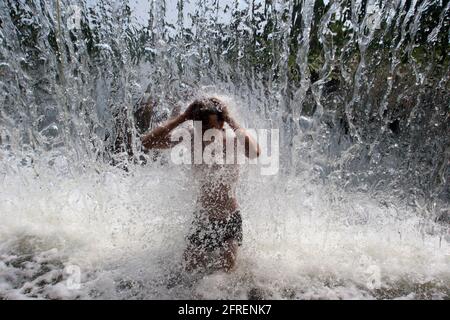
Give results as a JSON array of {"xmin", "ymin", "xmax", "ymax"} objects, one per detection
[{"xmin": 0, "ymin": 0, "xmax": 449, "ymax": 299}]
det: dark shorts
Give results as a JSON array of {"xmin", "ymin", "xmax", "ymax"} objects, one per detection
[{"xmin": 187, "ymin": 210, "xmax": 243, "ymax": 251}]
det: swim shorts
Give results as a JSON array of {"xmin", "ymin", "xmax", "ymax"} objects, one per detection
[{"xmin": 187, "ymin": 210, "xmax": 243, "ymax": 251}]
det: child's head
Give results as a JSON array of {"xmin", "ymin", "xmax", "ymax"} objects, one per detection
[{"xmin": 191, "ymin": 97, "xmax": 225, "ymax": 130}]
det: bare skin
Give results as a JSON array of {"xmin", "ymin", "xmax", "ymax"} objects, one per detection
[{"xmin": 141, "ymin": 100, "xmax": 260, "ymax": 272}]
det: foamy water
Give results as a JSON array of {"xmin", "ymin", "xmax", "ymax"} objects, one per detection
[
  {"xmin": 1, "ymin": 152, "xmax": 448, "ymax": 300},
  {"xmin": 1, "ymin": 0, "xmax": 449, "ymax": 300}
]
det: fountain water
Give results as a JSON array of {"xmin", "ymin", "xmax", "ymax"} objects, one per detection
[{"xmin": 0, "ymin": 0, "xmax": 448, "ymax": 299}]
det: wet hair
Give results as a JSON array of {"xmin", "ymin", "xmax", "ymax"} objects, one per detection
[{"xmin": 191, "ymin": 97, "xmax": 225, "ymax": 124}]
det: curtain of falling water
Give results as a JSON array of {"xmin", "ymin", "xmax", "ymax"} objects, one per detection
[
  {"xmin": 1, "ymin": 0, "xmax": 449, "ymax": 213},
  {"xmin": 0, "ymin": 0, "xmax": 449, "ymax": 211}
]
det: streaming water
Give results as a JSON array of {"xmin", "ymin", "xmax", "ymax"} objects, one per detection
[{"xmin": 0, "ymin": 0, "xmax": 449, "ymax": 299}]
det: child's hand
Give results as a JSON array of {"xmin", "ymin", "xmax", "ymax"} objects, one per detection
[{"xmin": 219, "ymin": 104, "xmax": 232, "ymax": 123}]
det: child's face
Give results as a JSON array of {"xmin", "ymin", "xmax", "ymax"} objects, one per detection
[{"xmin": 204, "ymin": 114, "xmax": 224, "ymax": 130}]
